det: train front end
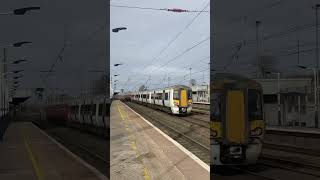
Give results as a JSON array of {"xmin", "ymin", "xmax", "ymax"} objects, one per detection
[
  {"xmin": 171, "ymin": 86, "xmax": 193, "ymax": 115},
  {"xmin": 211, "ymin": 74, "xmax": 265, "ymax": 166}
]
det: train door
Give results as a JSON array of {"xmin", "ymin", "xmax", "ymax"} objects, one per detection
[
  {"xmin": 164, "ymin": 91, "xmax": 170, "ymax": 107},
  {"xmin": 225, "ymin": 90, "xmax": 246, "ymax": 144},
  {"xmin": 153, "ymin": 91, "xmax": 156, "ymax": 104},
  {"xmin": 180, "ymin": 89, "xmax": 188, "ymax": 107},
  {"xmin": 162, "ymin": 90, "xmax": 165, "ymax": 106}
]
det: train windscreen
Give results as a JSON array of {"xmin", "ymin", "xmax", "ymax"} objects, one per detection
[{"xmin": 248, "ymin": 89, "xmax": 263, "ymax": 120}]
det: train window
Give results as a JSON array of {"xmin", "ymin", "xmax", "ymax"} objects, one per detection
[
  {"xmin": 248, "ymin": 89, "xmax": 263, "ymax": 120},
  {"xmin": 165, "ymin": 93, "xmax": 168, "ymax": 100},
  {"xmin": 212, "ymin": 92, "xmax": 222, "ymax": 121},
  {"xmin": 173, "ymin": 90, "xmax": 179, "ymax": 100},
  {"xmin": 92, "ymin": 104, "xmax": 96, "ymax": 113},
  {"xmin": 98, "ymin": 104, "xmax": 103, "ymax": 115},
  {"xmin": 188, "ymin": 90, "xmax": 193, "ymax": 99}
]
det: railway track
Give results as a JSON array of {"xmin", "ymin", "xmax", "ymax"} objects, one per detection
[
  {"xmin": 37, "ymin": 124, "xmax": 108, "ymax": 176},
  {"xmin": 175, "ymin": 113, "xmax": 210, "ymax": 129},
  {"xmin": 258, "ymin": 155, "xmax": 320, "ymax": 178},
  {"xmin": 259, "ymin": 143, "xmax": 320, "ymax": 178},
  {"xmin": 124, "ymin": 101, "xmax": 210, "ymax": 165},
  {"xmin": 212, "ymin": 165, "xmax": 283, "ymax": 180}
]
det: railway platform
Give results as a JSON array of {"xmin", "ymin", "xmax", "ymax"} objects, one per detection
[
  {"xmin": 110, "ymin": 100, "xmax": 209, "ymax": 180},
  {"xmin": 267, "ymin": 126, "xmax": 320, "ymax": 135},
  {"xmin": 0, "ymin": 121, "xmax": 107, "ymax": 180}
]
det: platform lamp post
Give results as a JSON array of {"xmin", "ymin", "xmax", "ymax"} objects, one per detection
[
  {"xmin": 0, "ymin": 7, "xmax": 39, "ymax": 141},
  {"xmin": 1, "ymin": 42, "xmax": 31, "ymax": 116},
  {"xmin": 266, "ymin": 71, "xmax": 281, "ymax": 126},
  {"xmin": 314, "ymin": 4, "xmax": 320, "ymax": 128},
  {"xmin": 298, "ymin": 65, "xmax": 318, "ymax": 128}
]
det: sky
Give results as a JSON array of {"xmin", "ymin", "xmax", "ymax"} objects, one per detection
[
  {"xmin": 110, "ymin": 0, "xmax": 210, "ymax": 92},
  {"xmin": 0, "ymin": 0, "xmax": 107, "ymax": 97},
  {"xmin": 213, "ymin": 0, "xmax": 320, "ymax": 78}
]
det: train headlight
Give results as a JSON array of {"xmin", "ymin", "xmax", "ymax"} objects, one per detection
[
  {"xmin": 174, "ymin": 101, "xmax": 179, "ymax": 106},
  {"xmin": 250, "ymin": 127, "xmax": 263, "ymax": 136}
]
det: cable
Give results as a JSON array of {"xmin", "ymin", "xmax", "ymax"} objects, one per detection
[
  {"xmin": 129, "ymin": 37, "xmax": 209, "ymax": 91},
  {"xmin": 144, "ymin": 1, "xmax": 210, "ymax": 75},
  {"xmin": 122, "ymin": 1, "xmax": 210, "ymax": 91},
  {"xmin": 40, "ymin": 24, "xmax": 106, "ymax": 91},
  {"xmin": 110, "ymin": 4, "xmax": 209, "ymax": 13},
  {"xmin": 226, "ymin": 0, "xmax": 287, "ymax": 24}
]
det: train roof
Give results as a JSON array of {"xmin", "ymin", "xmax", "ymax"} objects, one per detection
[
  {"xmin": 212, "ymin": 73, "xmax": 262, "ymax": 89},
  {"xmin": 132, "ymin": 85, "xmax": 191, "ymax": 94}
]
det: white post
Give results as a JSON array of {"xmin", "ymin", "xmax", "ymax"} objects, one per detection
[
  {"xmin": 277, "ymin": 73, "xmax": 281, "ymax": 126},
  {"xmin": 314, "ymin": 68, "xmax": 318, "ymax": 127},
  {"xmin": 298, "ymin": 95, "xmax": 301, "ymax": 127}
]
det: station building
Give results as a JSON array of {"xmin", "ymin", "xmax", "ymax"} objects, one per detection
[
  {"xmin": 255, "ymin": 78, "xmax": 317, "ymax": 127},
  {"xmin": 191, "ymin": 84, "xmax": 210, "ymax": 103}
]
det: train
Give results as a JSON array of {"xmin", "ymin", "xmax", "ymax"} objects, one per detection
[
  {"xmin": 211, "ymin": 73, "xmax": 265, "ymax": 166},
  {"xmin": 129, "ymin": 85, "xmax": 193, "ymax": 115},
  {"xmin": 45, "ymin": 95, "xmax": 110, "ymax": 129}
]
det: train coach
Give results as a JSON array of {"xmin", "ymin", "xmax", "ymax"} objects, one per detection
[
  {"xmin": 46, "ymin": 96, "xmax": 109, "ymax": 129},
  {"xmin": 130, "ymin": 85, "xmax": 193, "ymax": 115},
  {"xmin": 46, "ymin": 104, "xmax": 71, "ymax": 124},
  {"xmin": 211, "ymin": 73, "xmax": 265, "ymax": 166}
]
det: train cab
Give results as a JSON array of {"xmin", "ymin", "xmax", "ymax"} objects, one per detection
[{"xmin": 211, "ymin": 73, "xmax": 265, "ymax": 166}]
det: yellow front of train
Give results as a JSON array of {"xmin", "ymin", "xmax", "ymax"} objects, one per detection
[
  {"xmin": 171, "ymin": 86, "xmax": 193, "ymax": 115},
  {"xmin": 211, "ymin": 75, "xmax": 265, "ymax": 166}
]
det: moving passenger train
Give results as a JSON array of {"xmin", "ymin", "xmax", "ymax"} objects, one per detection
[
  {"xmin": 130, "ymin": 85, "xmax": 193, "ymax": 115},
  {"xmin": 45, "ymin": 95, "xmax": 109, "ymax": 129},
  {"xmin": 211, "ymin": 73, "xmax": 265, "ymax": 166}
]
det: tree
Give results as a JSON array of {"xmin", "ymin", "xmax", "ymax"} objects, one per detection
[
  {"xmin": 190, "ymin": 79, "xmax": 197, "ymax": 86},
  {"xmin": 139, "ymin": 85, "xmax": 147, "ymax": 91}
]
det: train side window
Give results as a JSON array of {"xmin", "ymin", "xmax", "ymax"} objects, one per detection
[
  {"xmin": 98, "ymin": 104, "xmax": 103, "ymax": 115},
  {"xmin": 248, "ymin": 89, "xmax": 263, "ymax": 120},
  {"xmin": 212, "ymin": 92, "xmax": 222, "ymax": 121},
  {"xmin": 173, "ymin": 90, "xmax": 179, "ymax": 100},
  {"xmin": 92, "ymin": 104, "xmax": 96, "ymax": 113},
  {"xmin": 159, "ymin": 93, "xmax": 163, "ymax": 100}
]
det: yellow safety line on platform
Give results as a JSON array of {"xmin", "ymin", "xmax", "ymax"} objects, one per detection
[
  {"xmin": 117, "ymin": 102, "xmax": 151, "ymax": 180},
  {"xmin": 22, "ymin": 127, "xmax": 45, "ymax": 180},
  {"xmin": 144, "ymin": 167, "xmax": 151, "ymax": 180}
]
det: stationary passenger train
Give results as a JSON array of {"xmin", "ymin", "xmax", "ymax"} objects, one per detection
[
  {"xmin": 211, "ymin": 73, "xmax": 265, "ymax": 166},
  {"xmin": 130, "ymin": 85, "xmax": 193, "ymax": 115}
]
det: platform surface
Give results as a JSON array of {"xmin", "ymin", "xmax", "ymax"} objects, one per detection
[
  {"xmin": 0, "ymin": 121, "xmax": 107, "ymax": 180},
  {"xmin": 267, "ymin": 126, "xmax": 320, "ymax": 134},
  {"xmin": 110, "ymin": 100, "xmax": 209, "ymax": 180}
]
